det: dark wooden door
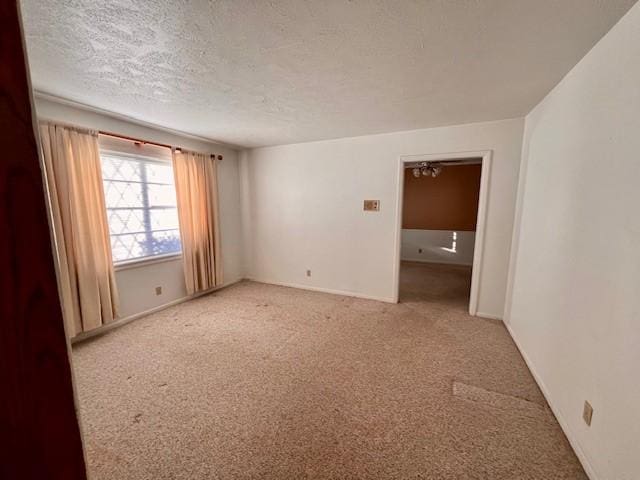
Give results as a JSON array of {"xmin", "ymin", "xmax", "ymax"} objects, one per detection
[{"xmin": 0, "ymin": 2, "xmax": 87, "ymax": 478}]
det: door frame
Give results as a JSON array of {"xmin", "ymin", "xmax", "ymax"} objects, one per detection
[{"xmin": 392, "ymin": 149, "xmax": 493, "ymax": 316}]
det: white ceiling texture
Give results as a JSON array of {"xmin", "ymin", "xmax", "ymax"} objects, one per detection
[{"xmin": 21, "ymin": 0, "xmax": 637, "ymax": 148}]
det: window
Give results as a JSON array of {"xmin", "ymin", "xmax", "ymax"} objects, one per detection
[{"xmin": 100, "ymin": 141, "xmax": 181, "ymax": 264}]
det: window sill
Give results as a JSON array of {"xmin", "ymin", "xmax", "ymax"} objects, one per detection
[{"xmin": 114, "ymin": 253, "xmax": 183, "ymax": 272}]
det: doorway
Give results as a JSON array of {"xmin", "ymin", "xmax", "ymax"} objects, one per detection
[{"xmin": 392, "ymin": 151, "xmax": 492, "ymax": 315}]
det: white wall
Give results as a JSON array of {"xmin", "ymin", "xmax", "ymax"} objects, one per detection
[
  {"xmin": 241, "ymin": 118, "xmax": 523, "ymax": 316},
  {"xmin": 505, "ymin": 4, "xmax": 640, "ymax": 479},
  {"xmin": 401, "ymin": 229, "xmax": 475, "ymax": 266},
  {"xmin": 114, "ymin": 258, "xmax": 186, "ymax": 319},
  {"xmin": 35, "ymin": 95, "xmax": 245, "ymax": 321}
]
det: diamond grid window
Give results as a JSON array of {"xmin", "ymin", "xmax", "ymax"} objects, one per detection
[{"xmin": 100, "ymin": 152, "xmax": 181, "ymax": 263}]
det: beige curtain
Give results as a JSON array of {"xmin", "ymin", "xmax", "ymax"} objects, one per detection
[
  {"xmin": 172, "ymin": 150, "xmax": 222, "ymax": 295},
  {"xmin": 40, "ymin": 122, "xmax": 118, "ymax": 337}
]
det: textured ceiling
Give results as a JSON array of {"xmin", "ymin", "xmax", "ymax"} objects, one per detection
[{"xmin": 21, "ymin": 0, "xmax": 636, "ymax": 148}]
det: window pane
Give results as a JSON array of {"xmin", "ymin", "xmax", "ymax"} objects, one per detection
[
  {"xmin": 109, "ymin": 229, "xmax": 182, "ymax": 262},
  {"xmin": 100, "ymin": 151, "xmax": 181, "ymax": 263},
  {"xmin": 147, "ymin": 229, "xmax": 182, "ymax": 257},
  {"xmin": 145, "ymin": 162, "xmax": 174, "ymax": 184},
  {"xmin": 147, "ymin": 183, "xmax": 179, "ymax": 207},
  {"xmin": 110, "ymin": 232, "xmax": 147, "ymax": 263},
  {"xmin": 104, "ymin": 181, "xmax": 143, "ymax": 209},
  {"xmin": 106, "ymin": 208, "xmax": 146, "ymax": 234},
  {"xmin": 101, "ymin": 155, "xmax": 142, "ymax": 182},
  {"xmin": 149, "ymin": 208, "xmax": 180, "ymax": 230}
]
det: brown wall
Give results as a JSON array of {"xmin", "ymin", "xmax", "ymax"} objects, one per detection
[{"xmin": 402, "ymin": 164, "xmax": 481, "ymax": 231}]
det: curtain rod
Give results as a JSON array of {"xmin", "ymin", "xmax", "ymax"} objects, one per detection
[{"xmin": 98, "ymin": 130, "xmax": 223, "ymax": 160}]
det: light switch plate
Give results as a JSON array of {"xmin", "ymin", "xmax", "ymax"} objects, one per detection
[{"xmin": 364, "ymin": 200, "xmax": 380, "ymax": 211}]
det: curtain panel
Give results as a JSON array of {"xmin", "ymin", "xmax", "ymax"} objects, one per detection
[
  {"xmin": 172, "ymin": 150, "xmax": 222, "ymax": 295},
  {"xmin": 39, "ymin": 122, "xmax": 118, "ymax": 337}
]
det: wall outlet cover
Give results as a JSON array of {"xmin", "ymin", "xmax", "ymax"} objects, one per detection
[
  {"xmin": 155, "ymin": 286, "xmax": 162, "ymax": 295},
  {"xmin": 363, "ymin": 200, "xmax": 380, "ymax": 211},
  {"xmin": 306, "ymin": 270, "xmax": 311, "ymax": 277}
]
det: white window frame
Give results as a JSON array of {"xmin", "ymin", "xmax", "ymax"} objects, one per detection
[{"xmin": 99, "ymin": 136, "xmax": 182, "ymax": 268}]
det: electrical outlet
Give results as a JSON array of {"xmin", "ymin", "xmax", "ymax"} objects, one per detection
[
  {"xmin": 582, "ymin": 401, "xmax": 593, "ymax": 426},
  {"xmin": 418, "ymin": 248, "xmax": 423, "ymax": 254},
  {"xmin": 306, "ymin": 270, "xmax": 311, "ymax": 277},
  {"xmin": 155, "ymin": 286, "xmax": 162, "ymax": 296},
  {"xmin": 363, "ymin": 200, "xmax": 380, "ymax": 211}
]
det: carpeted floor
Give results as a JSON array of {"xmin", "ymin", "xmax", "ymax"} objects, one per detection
[{"xmin": 73, "ymin": 262, "xmax": 586, "ymax": 479}]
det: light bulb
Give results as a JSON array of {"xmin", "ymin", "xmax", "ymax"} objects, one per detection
[{"xmin": 412, "ymin": 168, "xmax": 420, "ymax": 178}]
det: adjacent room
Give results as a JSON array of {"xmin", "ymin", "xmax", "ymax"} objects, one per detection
[
  {"xmin": 4, "ymin": 1, "xmax": 639, "ymax": 479},
  {"xmin": 399, "ymin": 158, "xmax": 482, "ymax": 313}
]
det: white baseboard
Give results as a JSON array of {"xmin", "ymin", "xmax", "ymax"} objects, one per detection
[
  {"xmin": 247, "ymin": 277, "xmax": 396, "ymax": 303},
  {"xmin": 475, "ymin": 311, "xmax": 503, "ymax": 321},
  {"xmin": 504, "ymin": 322, "xmax": 598, "ymax": 480},
  {"xmin": 72, "ymin": 278, "xmax": 243, "ymax": 344}
]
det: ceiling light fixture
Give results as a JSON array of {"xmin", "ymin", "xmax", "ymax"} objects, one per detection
[{"xmin": 408, "ymin": 162, "xmax": 443, "ymax": 178}]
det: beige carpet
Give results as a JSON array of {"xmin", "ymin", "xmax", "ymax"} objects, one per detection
[{"xmin": 73, "ymin": 262, "xmax": 586, "ymax": 479}]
